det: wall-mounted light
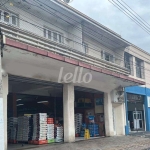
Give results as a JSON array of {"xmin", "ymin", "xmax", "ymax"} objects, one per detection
[
  {"xmin": 37, "ymin": 101, "xmax": 48, "ymax": 103},
  {"xmin": 17, "ymin": 104, "xmax": 24, "ymax": 106},
  {"xmin": 10, "ymin": 2, "xmax": 13, "ymax": 6},
  {"xmin": 16, "ymin": 99, "xmax": 22, "ymax": 101}
]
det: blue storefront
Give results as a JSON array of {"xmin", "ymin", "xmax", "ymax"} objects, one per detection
[{"xmin": 125, "ymin": 86, "xmax": 150, "ymax": 135}]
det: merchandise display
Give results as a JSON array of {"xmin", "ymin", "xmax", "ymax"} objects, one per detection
[
  {"xmin": 88, "ymin": 124, "xmax": 99, "ymax": 137},
  {"xmin": 17, "ymin": 116, "xmax": 31, "ymax": 142},
  {"xmin": 75, "ymin": 113, "xmax": 82, "ymax": 136},
  {"xmin": 32, "ymin": 113, "xmax": 47, "ymax": 141},
  {"xmin": 55, "ymin": 125, "xmax": 64, "ymax": 143},
  {"xmin": 80, "ymin": 123, "xmax": 86, "ymax": 137},
  {"xmin": 47, "ymin": 118, "xmax": 54, "ymax": 143},
  {"xmin": 8, "ymin": 117, "xmax": 18, "ymax": 142}
]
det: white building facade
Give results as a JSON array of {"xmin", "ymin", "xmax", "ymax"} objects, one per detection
[{"xmin": 0, "ymin": 0, "xmax": 145, "ymax": 149}]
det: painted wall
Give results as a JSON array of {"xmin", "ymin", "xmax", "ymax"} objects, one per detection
[
  {"xmin": 125, "ymin": 46, "xmax": 150, "ymax": 87},
  {"xmin": 125, "ymin": 86, "xmax": 150, "ymax": 134}
]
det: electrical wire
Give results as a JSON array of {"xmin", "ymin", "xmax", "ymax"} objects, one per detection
[
  {"xmin": 0, "ymin": 0, "xmax": 9, "ymax": 7},
  {"xmin": 119, "ymin": 0, "xmax": 150, "ymax": 29},
  {"xmin": 116, "ymin": 0, "xmax": 150, "ymax": 31},
  {"xmin": 108, "ymin": 0, "xmax": 150, "ymax": 35},
  {"xmin": 0, "ymin": 2, "xmax": 150, "ymax": 74},
  {"xmin": 23, "ymin": 0, "xmax": 150, "ymax": 63}
]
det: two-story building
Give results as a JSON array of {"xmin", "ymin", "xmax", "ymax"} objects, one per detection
[
  {"xmin": 0, "ymin": 0, "xmax": 145, "ymax": 149},
  {"xmin": 124, "ymin": 45, "xmax": 150, "ymax": 135}
]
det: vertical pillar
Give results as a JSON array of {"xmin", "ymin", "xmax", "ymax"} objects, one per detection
[
  {"xmin": 63, "ymin": 83, "xmax": 75, "ymax": 142},
  {"xmin": 2, "ymin": 75, "xmax": 8, "ymax": 150},
  {"xmin": 104, "ymin": 92, "xmax": 114, "ymax": 136},
  {"xmin": 114, "ymin": 104, "xmax": 125, "ymax": 135}
]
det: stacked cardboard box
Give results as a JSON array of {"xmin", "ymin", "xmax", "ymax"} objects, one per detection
[
  {"xmin": 17, "ymin": 116, "xmax": 31, "ymax": 142},
  {"xmin": 8, "ymin": 117, "xmax": 18, "ymax": 142},
  {"xmin": 47, "ymin": 118, "xmax": 54, "ymax": 143},
  {"xmin": 32, "ymin": 113, "xmax": 47, "ymax": 142},
  {"xmin": 75, "ymin": 113, "xmax": 82, "ymax": 135},
  {"xmin": 55, "ymin": 126, "xmax": 63, "ymax": 143}
]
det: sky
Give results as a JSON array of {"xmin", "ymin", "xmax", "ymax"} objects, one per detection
[{"xmin": 70, "ymin": 0, "xmax": 150, "ymax": 53}]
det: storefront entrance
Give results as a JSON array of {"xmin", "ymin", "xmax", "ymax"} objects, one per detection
[
  {"xmin": 133, "ymin": 111, "xmax": 143, "ymax": 130},
  {"xmin": 127, "ymin": 93, "xmax": 145, "ymax": 132}
]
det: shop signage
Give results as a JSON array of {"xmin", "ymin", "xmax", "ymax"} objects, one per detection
[
  {"xmin": 147, "ymin": 96, "xmax": 150, "ymax": 107},
  {"xmin": 127, "ymin": 93, "xmax": 143, "ymax": 102},
  {"xmin": 95, "ymin": 98, "xmax": 103, "ymax": 105},
  {"xmin": 58, "ymin": 67, "xmax": 93, "ymax": 83}
]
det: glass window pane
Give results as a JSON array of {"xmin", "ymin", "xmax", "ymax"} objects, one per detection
[
  {"xmin": 53, "ymin": 32, "xmax": 57, "ymax": 41},
  {"xmin": 4, "ymin": 12, "xmax": 9, "ymax": 23},
  {"xmin": 44, "ymin": 29, "xmax": 46, "ymax": 37},
  {"xmin": 12, "ymin": 15, "xmax": 17, "ymax": 25},
  {"xmin": 105, "ymin": 53, "xmax": 110, "ymax": 61},
  {"xmin": 59, "ymin": 34, "xmax": 62, "ymax": 43},
  {"xmin": 48, "ymin": 30, "xmax": 51, "ymax": 39}
]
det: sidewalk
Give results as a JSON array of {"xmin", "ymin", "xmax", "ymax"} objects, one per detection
[{"xmin": 8, "ymin": 136, "xmax": 150, "ymax": 150}]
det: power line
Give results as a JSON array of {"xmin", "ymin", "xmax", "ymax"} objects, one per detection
[
  {"xmin": 1, "ymin": 3, "xmax": 128, "ymax": 63},
  {"xmin": 0, "ymin": 0, "xmax": 9, "ymax": 7},
  {"xmin": 108, "ymin": 0, "xmax": 150, "ymax": 35},
  {"xmin": 116, "ymin": 0, "xmax": 150, "ymax": 31},
  {"xmin": 32, "ymin": 0, "xmax": 125, "ymax": 48},
  {"xmin": 119, "ymin": 0, "xmax": 150, "ymax": 29},
  {"xmin": 25, "ymin": 0, "xmax": 150, "ymax": 63},
  {"xmin": 1, "ymin": 2, "xmax": 150, "ymax": 74}
]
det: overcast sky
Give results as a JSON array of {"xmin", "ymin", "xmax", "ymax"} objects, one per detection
[{"xmin": 70, "ymin": 0, "xmax": 150, "ymax": 53}]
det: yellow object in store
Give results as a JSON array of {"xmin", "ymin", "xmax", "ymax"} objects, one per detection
[
  {"xmin": 84, "ymin": 129, "xmax": 90, "ymax": 139},
  {"xmin": 85, "ymin": 98, "xmax": 91, "ymax": 103}
]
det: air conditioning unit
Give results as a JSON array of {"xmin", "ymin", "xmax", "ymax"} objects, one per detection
[{"xmin": 111, "ymin": 86, "xmax": 124, "ymax": 103}]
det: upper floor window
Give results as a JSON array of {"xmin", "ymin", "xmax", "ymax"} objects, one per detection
[
  {"xmin": 82, "ymin": 42, "xmax": 88, "ymax": 54},
  {"xmin": 135, "ymin": 57, "xmax": 144, "ymax": 79},
  {"xmin": 44, "ymin": 28, "xmax": 64, "ymax": 44},
  {"xmin": 124, "ymin": 52, "xmax": 133, "ymax": 75},
  {"xmin": 101, "ymin": 51, "xmax": 114, "ymax": 63},
  {"xmin": 0, "ymin": 10, "xmax": 18, "ymax": 26}
]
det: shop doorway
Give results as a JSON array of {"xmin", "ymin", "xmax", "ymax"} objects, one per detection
[
  {"xmin": 133, "ymin": 111, "xmax": 143, "ymax": 130},
  {"xmin": 127, "ymin": 93, "xmax": 145, "ymax": 132},
  {"xmin": 8, "ymin": 75, "xmax": 64, "ymax": 149},
  {"xmin": 74, "ymin": 87, "xmax": 105, "ymax": 141}
]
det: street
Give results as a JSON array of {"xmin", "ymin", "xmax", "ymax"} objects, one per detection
[{"xmin": 8, "ymin": 136, "xmax": 150, "ymax": 150}]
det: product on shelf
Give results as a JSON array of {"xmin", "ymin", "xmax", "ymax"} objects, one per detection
[
  {"xmin": 8, "ymin": 117, "xmax": 18, "ymax": 142},
  {"xmin": 47, "ymin": 118, "xmax": 54, "ymax": 143},
  {"xmin": 32, "ymin": 113, "xmax": 47, "ymax": 142},
  {"xmin": 17, "ymin": 116, "xmax": 31, "ymax": 142},
  {"xmin": 88, "ymin": 124, "xmax": 99, "ymax": 137},
  {"xmin": 75, "ymin": 113, "xmax": 82, "ymax": 136},
  {"xmin": 80, "ymin": 123, "xmax": 86, "ymax": 137},
  {"xmin": 55, "ymin": 125, "xmax": 63, "ymax": 143}
]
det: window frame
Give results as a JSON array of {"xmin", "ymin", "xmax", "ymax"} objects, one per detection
[
  {"xmin": 0, "ymin": 9, "xmax": 18, "ymax": 26},
  {"xmin": 44, "ymin": 28, "xmax": 64, "ymax": 44},
  {"xmin": 101, "ymin": 50, "xmax": 115, "ymax": 63},
  {"xmin": 82, "ymin": 42, "xmax": 88, "ymax": 54},
  {"xmin": 135, "ymin": 57, "xmax": 144, "ymax": 79},
  {"xmin": 124, "ymin": 52, "xmax": 133, "ymax": 75}
]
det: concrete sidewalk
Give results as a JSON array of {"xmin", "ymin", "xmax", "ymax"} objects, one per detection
[{"xmin": 8, "ymin": 136, "xmax": 150, "ymax": 150}]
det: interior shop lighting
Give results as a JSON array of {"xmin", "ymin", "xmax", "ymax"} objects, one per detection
[
  {"xmin": 17, "ymin": 104, "xmax": 24, "ymax": 107},
  {"xmin": 16, "ymin": 99, "xmax": 22, "ymax": 101},
  {"xmin": 10, "ymin": 2, "xmax": 13, "ymax": 6},
  {"xmin": 37, "ymin": 101, "xmax": 48, "ymax": 103}
]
